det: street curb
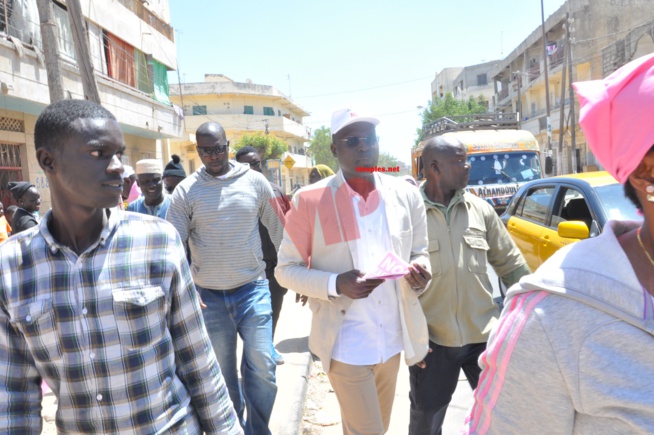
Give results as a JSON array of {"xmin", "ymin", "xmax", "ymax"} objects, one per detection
[{"xmin": 275, "ymin": 351, "xmax": 313, "ymax": 435}]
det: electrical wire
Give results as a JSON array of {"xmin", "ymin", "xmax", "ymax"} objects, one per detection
[{"xmin": 294, "ymin": 76, "xmax": 433, "ymax": 99}]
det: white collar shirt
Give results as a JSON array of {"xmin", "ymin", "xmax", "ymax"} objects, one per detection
[{"xmin": 331, "ymin": 172, "xmax": 403, "ymax": 365}]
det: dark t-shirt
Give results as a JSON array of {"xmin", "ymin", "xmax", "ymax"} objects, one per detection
[
  {"xmin": 259, "ymin": 182, "xmax": 290, "ymax": 263},
  {"xmin": 11, "ymin": 208, "xmax": 38, "ymax": 235}
]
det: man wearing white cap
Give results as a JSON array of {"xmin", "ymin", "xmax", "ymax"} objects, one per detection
[
  {"xmin": 121, "ymin": 164, "xmax": 141, "ymax": 209},
  {"xmin": 128, "ymin": 159, "xmax": 170, "ymax": 219},
  {"xmin": 276, "ymin": 108, "xmax": 432, "ymax": 434}
]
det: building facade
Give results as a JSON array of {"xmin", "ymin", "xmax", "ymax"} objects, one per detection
[
  {"xmin": 0, "ymin": 0, "xmax": 181, "ymax": 211},
  {"xmin": 431, "ymin": 61, "xmax": 498, "ymax": 109},
  {"xmin": 169, "ymin": 74, "xmax": 312, "ymax": 193},
  {"xmin": 431, "ymin": 67, "xmax": 463, "ymax": 101},
  {"xmin": 491, "ymin": 0, "xmax": 654, "ymax": 175}
]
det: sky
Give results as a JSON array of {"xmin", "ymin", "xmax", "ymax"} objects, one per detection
[{"xmin": 167, "ymin": 0, "xmax": 567, "ymax": 164}]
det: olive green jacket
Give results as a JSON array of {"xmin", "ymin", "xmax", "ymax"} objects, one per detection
[{"xmin": 420, "ymin": 187, "xmax": 530, "ymax": 346}]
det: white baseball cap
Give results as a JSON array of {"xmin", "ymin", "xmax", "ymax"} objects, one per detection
[{"xmin": 330, "ymin": 108, "xmax": 380, "ymax": 135}]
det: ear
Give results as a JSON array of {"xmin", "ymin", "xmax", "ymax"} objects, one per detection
[
  {"xmin": 431, "ymin": 159, "xmax": 439, "ymax": 173},
  {"xmin": 36, "ymin": 147, "xmax": 56, "ymax": 174},
  {"xmin": 330, "ymin": 142, "xmax": 337, "ymax": 158},
  {"xmin": 628, "ymin": 154, "xmax": 654, "ymax": 195}
]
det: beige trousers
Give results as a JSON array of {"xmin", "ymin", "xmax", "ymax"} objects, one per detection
[{"xmin": 327, "ymin": 353, "xmax": 401, "ymax": 435}]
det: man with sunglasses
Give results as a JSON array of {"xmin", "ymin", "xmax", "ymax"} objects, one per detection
[
  {"xmin": 235, "ymin": 146, "xmax": 291, "ymax": 365},
  {"xmin": 276, "ymin": 108, "xmax": 432, "ymax": 434},
  {"xmin": 167, "ymin": 122, "xmax": 285, "ymax": 435}
]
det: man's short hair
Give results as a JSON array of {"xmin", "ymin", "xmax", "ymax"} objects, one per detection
[
  {"xmin": 196, "ymin": 122, "xmax": 225, "ymax": 141},
  {"xmin": 235, "ymin": 146, "xmax": 258, "ymax": 161},
  {"xmin": 34, "ymin": 99, "xmax": 116, "ymax": 150}
]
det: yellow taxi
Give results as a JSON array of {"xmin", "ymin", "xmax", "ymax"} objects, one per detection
[{"xmin": 500, "ymin": 171, "xmax": 641, "ymax": 271}]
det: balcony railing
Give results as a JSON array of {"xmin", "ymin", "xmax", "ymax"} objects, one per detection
[
  {"xmin": 528, "ymin": 64, "xmax": 541, "ymax": 82},
  {"xmin": 117, "ymin": 0, "xmax": 174, "ymax": 41},
  {"xmin": 549, "ymin": 42, "xmax": 566, "ymax": 70}
]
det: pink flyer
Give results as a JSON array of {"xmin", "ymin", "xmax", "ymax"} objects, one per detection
[{"xmin": 362, "ymin": 251, "xmax": 411, "ymax": 280}]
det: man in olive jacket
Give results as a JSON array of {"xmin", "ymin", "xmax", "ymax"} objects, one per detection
[{"xmin": 411, "ymin": 135, "xmax": 530, "ymax": 435}]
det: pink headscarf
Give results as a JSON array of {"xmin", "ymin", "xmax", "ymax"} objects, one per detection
[
  {"xmin": 573, "ymin": 53, "xmax": 654, "ymax": 184},
  {"xmin": 126, "ymin": 182, "xmax": 142, "ymax": 204}
]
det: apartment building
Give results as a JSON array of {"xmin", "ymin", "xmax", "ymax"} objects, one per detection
[
  {"xmin": 431, "ymin": 67, "xmax": 463, "ymax": 100},
  {"xmin": 0, "ymin": 0, "xmax": 181, "ymax": 210},
  {"xmin": 491, "ymin": 0, "xmax": 653, "ymax": 174},
  {"xmin": 169, "ymin": 74, "xmax": 312, "ymax": 193},
  {"xmin": 432, "ymin": 61, "xmax": 498, "ymax": 109}
]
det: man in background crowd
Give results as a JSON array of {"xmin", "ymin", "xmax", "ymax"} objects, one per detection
[
  {"xmin": 7, "ymin": 181, "xmax": 40, "ymax": 234},
  {"xmin": 235, "ymin": 146, "xmax": 291, "ymax": 365},
  {"xmin": 121, "ymin": 165, "xmax": 141, "ymax": 208},
  {"xmin": 163, "ymin": 154, "xmax": 187, "ymax": 194},
  {"xmin": 127, "ymin": 158, "xmax": 170, "ymax": 219}
]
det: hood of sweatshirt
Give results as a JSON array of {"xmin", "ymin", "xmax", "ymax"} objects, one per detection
[
  {"xmin": 507, "ymin": 220, "xmax": 654, "ymax": 330},
  {"xmin": 197, "ymin": 161, "xmax": 249, "ymax": 182}
]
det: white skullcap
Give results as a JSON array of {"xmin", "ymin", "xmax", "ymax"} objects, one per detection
[{"xmin": 135, "ymin": 159, "xmax": 163, "ymax": 175}]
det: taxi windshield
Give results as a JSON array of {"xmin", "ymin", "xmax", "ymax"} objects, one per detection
[{"xmin": 468, "ymin": 152, "xmax": 542, "ymax": 186}]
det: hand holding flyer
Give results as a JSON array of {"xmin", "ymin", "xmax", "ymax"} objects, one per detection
[{"xmin": 362, "ymin": 251, "xmax": 411, "ymax": 280}]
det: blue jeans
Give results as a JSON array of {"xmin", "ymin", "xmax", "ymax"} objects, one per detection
[{"xmin": 198, "ymin": 280, "xmax": 277, "ymax": 435}]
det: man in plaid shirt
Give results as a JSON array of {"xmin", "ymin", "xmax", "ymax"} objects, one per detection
[{"xmin": 0, "ymin": 99, "xmax": 242, "ymax": 434}]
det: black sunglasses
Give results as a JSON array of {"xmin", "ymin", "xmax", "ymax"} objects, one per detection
[
  {"xmin": 337, "ymin": 135, "xmax": 378, "ymax": 148},
  {"xmin": 249, "ymin": 160, "xmax": 261, "ymax": 168},
  {"xmin": 197, "ymin": 143, "xmax": 229, "ymax": 157}
]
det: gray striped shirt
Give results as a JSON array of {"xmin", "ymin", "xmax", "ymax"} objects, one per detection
[{"xmin": 167, "ymin": 162, "xmax": 284, "ymax": 290}]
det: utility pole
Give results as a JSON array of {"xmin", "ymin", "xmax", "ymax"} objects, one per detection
[
  {"xmin": 540, "ymin": 0, "xmax": 553, "ymax": 173},
  {"xmin": 36, "ymin": 0, "xmax": 64, "ymax": 103},
  {"xmin": 514, "ymin": 71, "xmax": 522, "ymax": 129},
  {"xmin": 67, "ymin": 0, "xmax": 100, "ymax": 103},
  {"xmin": 558, "ymin": 45, "xmax": 568, "ymax": 174},
  {"xmin": 566, "ymin": 13, "xmax": 577, "ymax": 172}
]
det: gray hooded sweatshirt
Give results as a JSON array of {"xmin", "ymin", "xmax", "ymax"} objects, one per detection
[
  {"xmin": 464, "ymin": 220, "xmax": 654, "ymax": 434},
  {"xmin": 167, "ymin": 162, "xmax": 284, "ymax": 290}
]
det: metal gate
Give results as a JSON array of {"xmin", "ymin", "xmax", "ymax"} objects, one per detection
[{"xmin": 0, "ymin": 143, "xmax": 23, "ymax": 207}]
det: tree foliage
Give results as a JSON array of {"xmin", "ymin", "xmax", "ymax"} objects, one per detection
[
  {"xmin": 415, "ymin": 93, "xmax": 489, "ymax": 145},
  {"xmin": 307, "ymin": 126, "xmax": 339, "ymax": 172},
  {"xmin": 232, "ymin": 133, "xmax": 288, "ymax": 160}
]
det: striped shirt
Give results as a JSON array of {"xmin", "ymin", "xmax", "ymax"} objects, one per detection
[
  {"xmin": 0, "ymin": 209, "xmax": 242, "ymax": 434},
  {"xmin": 167, "ymin": 162, "xmax": 285, "ymax": 290}
]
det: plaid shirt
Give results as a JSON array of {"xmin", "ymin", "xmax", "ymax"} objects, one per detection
[{"xmin": 0, "ymin": 209, "xmax": 242, "ymax": 434}]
